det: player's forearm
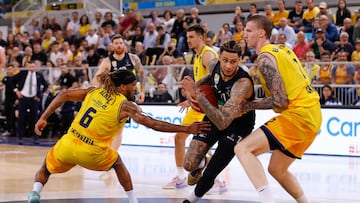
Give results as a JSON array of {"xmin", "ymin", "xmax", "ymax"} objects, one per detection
[
  {"xmin": 40, "ymin": 95, "xmax": 66, "ymax": 121},
  {"xmin": 150, "ymin": 118, "xmax": 190, "ymax": 133},
  {"xmin": 197, "ymin": 94, "xmax": 230, "ymax": 130},
  {"xmin": 247, "ymin": 97, "xmax": 276, "ymax": 110}
]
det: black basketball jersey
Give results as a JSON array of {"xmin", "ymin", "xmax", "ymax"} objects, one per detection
[
  {"xmin": 209, "ymin": 62, "xmax": 256, "ymax": 136},
  {"xmin": 109, "ymin": 53, "xmax": 136, "ymax": 75}
]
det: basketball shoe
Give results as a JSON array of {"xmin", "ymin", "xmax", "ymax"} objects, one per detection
[
  {"xmin": 187, "ymin": 152, "xmax": 212, "ymax": 185},
  {"xmin": 28, "ymin": 191, "xmax": 40, "ymax": 203},
  {"xmin": 162, "ymin": 176, "xmax": 187, "ymax": 189}
]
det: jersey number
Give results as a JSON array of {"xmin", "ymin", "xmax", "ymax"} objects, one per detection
[{"xmin": 79, "ymin": 107, "xmax": 97, "ymax": 128}]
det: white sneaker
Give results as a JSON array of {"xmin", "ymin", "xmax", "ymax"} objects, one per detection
[
  {"xmin": 162, "ymin": 176, "xmax": 188, "ymax": 189},
  {"xmin": 206, "ymin": 179, "xmax": 227, "ymax": 195}
]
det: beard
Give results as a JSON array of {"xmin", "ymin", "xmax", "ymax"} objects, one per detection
[{"xmin": 113, "ymin": 47, "xmax": 124, "ymax": 55}]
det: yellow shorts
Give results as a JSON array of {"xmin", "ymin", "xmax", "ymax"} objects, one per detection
[
  {"xmin": 263, "ymin": 103, "xmax": 322, "ymax": 158},
  {"xmin": 45, "ymin": 134, "xmax": 118, "ymax": 174},
  {"xmin": 181, "ymin": 107, "xmax": 205, "ymax": 125}
]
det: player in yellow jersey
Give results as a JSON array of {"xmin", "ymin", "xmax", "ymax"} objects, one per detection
[
  {"xmin": 27, "ymin": 70, "xmax": 210, "ymax": 203},
  {"xmin": 234, "ymin": 15, "xmax": 322, "ymax": 203},
  {"xmin": 163, "ymin": 24, "xmax": 218, "ymax": 189}
]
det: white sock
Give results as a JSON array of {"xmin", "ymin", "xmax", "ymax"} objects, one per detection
[
  {"xmin": 186, "ymin": 191, "xmax": 200, "ymax": 203},
  {"xmin": 296, "ymin": 194, "xmax": 311, "ymax": 203},
  {"xmin": 257, "ymin": 185, "xmax": 275, "ymax": 203},
  {"xmin": 32, "ymin": 182, "xmax": 43, "ymax": 194},
  {"xmin": 197, "ymin": 157, "xmax": 205, "ymax": 169},
  {"xmin": 126, "ymin": 190, "xmax": 138, "ymax": 203},
  {"xmin": 177, "ymin": 167, "xmax": 186, "ymax": 179}
]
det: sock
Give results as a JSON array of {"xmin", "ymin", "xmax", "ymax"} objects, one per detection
[
  {"xmin": 257, "ymin": 185, "xmax": 275, "ymax": 203},
  {"xmin": 32, "ymin": 182, "xmax": 43, "ymax": 194},
  {"xmin": 186, "ymin": 191, "xmax": 200, "ymax": 203},
  {"xmin": 177, "ymin": 167, "xmax": 186, "ymax": 179},
  {"xmin": 126, "ymin": 190, "xmax": 138, "ymax": 203},
  {"xmin": 197, "ymin": 157, "xmax": 205, "ymax": 169},
  {"xmin": 296, "ymin": 194, "xmax": 311, "ymax": 203}
]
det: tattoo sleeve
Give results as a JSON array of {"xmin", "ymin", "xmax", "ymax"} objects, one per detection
[
  {"xmin": 248, "ymin": 53, "xmax": 288, "ymax": 111},
  {"xmin": 197, "ymin": 78, "xmax": 252, "ymax": 130},
  {"xmin": 131, "ymin": 54, "xmax": 145, "ymax": 93}
]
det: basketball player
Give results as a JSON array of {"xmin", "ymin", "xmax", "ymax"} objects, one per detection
[
  {"xmin": 28, "ymin": 70, "xmax": 210, "ymax": 203},
  {"xmin": 92, "ymin": 34, "xmax": 145, "ymax": 152},
  {"xmin": 234, "ymin": 15, "xmax": 322, "ymax": 203},
  {"xmin": 163, "ymin": 24, "xmax": 218, "ymax": 189},
  {"xmin": 181, "ymin": 40, "xmax": 256, "ymax": 202}
]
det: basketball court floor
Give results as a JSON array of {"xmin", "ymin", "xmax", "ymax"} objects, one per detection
[{"xmin": 1, "ymin": 138, "xmax": 360, "ymax": 203}]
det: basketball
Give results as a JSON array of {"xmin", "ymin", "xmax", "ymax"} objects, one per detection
[{"xmin": 191, "ymin": 84, "xmax": 218, "ymax": 113}]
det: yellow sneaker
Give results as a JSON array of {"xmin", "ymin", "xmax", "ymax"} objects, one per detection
[{"xmin": 187, "ymin": 153, "xmax": 212, "ymax": 185}]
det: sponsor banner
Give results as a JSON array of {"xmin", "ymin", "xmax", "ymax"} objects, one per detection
[
  {"xmin": 122, "ymin": 105, "xmax": 360, "ymax": 157},
  {"xmin": 124, "ymin": 0, "xmax": 195, "ymax": 10}
]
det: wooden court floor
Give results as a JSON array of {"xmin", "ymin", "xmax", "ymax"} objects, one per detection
[{"xmin": 1, "ymin": 140, "xmax": 360, "ymax": 203}]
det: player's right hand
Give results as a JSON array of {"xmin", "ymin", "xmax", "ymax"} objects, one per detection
[{"xmin": 35, "ymin": 119, "xmax": 47, "ymax": 136}]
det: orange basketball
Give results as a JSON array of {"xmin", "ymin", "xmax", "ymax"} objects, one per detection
[{"xmin": 191, "ymin": 84, "xmax": 218, "ymax": 113}]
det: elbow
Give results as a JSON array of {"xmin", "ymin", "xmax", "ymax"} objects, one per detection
[{"xmin": 273, "ymin": 98, "xmax": 289, "ymax": 110}]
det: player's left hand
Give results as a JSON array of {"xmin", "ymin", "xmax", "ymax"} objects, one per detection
[
  {"xmin": 35, "ymin": 119, "xmax": 47, "ymax": 136},
  {"xmin": 187, "ymin": 121, "xmax": 211, "ymax": 134}
]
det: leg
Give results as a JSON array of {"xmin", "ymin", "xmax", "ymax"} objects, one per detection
[
  {"xmin": 111, "ymin": 126, "xmax": 124, "ymax": 151},
  {"xmin": 183, "ymin": 139, "xmax": 210, "ymax": 172},
  {"xmin": 28, "ymin": 162, "xmax": 51, "ymax": 203},
  {"xmin": 268, "ymin": 150, "xmax": 304, "ymax": 199},
  {"xmin": 112, "ymin": 155, "xmax": 138, "ymax": 203},
  {"xmin": 174, "ymin": 132, "xmax": 189, "ymax": 168}
]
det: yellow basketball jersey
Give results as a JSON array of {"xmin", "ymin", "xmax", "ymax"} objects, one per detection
[
  {"xmin": 193, "ymin": 45, "xmax": 218, "ymax": 81},
  {"xmin": 68, "ymin": 88, "xmax": 128, "ymax": 148},
  {"xmin": 259, "ymin": 44, "xmax": 320, "ymax": 108}
]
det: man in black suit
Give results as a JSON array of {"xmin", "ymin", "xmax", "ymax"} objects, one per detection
[{"xmin": 13, "ymin": 60, "xmax": 48, "ymax": 144}]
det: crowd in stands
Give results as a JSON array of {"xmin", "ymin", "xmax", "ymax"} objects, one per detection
[{"xmin": 0, "ymin": 0, "xmax": 360, "ymax": 138}]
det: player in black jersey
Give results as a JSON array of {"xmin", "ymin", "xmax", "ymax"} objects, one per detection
[{"xmin": 181, "ymin": 40, "xmax": 256, "ymax": 202}]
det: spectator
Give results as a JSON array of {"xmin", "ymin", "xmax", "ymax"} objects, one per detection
[
  {"xmin": 247, "ymin": 3, "xmax": 258, "ymax": 20},
  {"xmin": 170, "ymin": 9, "xmax": 185, "ymax": 43},
  {"xmin": 272, "ymin": 0, "xmax": 289, "ymax": 27},
  {"xmin": 162, "ymin": 10, "xmax": 175, "ymax": 34},
  {"xmin": 334, "ymin": 32, "xmax": 354, "ymax": 60},
  {"xmin": 186, "ymin": 7, "xmax": 201, "ymax": 26},
  {"xmin": 310, "ymin": 27, "xmax": 337, "ymax": 59},
  {"xmin": 29, "ymin": 30, "xmax": 42, "ymax": 48},
  {"xmin": 339, "ymin": 18, "xmax": 355, "ymax": 45},
  {"xmin": 287, "ymin": 0, "xmax": 304, "ymax": 33},
  {"xmin": 264, "ymin": 4, "xmax": 274, "ymax": 23},
  {"xmin": 67, "ymin": 11, "xmax": 80, "ymax": 36},
  {"xmin": 313, "ymin": 50, "xmax": 333, "ymax": 84},
  {"xmin": 232, "ymin": 21, "xmax": 244, "ymax": 43},
  {"xmin": 319, "ymin": 14, "xmax": 339, "ymax": 42},
  {"xmin": 64, "ymin": 28, "xmax": 77, "ymax": 45},
  {"xmin": 320, "ymin": 84, "xmax": 342, "ymax": 105},
  {"xmin": 278, "ymin": 17, "xmax": 296, "ymax": 47},
  {"xmin": 204, "ymin": 36, "xmax": 220, "ymax": 54},
  {"xmin": 119, "ymin": 9, "xmax": 135, "ymax": 35},
  {"xmin": 143, "ymin": 22, "xmax": 158, "ymax": 50},
  {"xmin": 0, "ymin": 31, "xmax": 7, "ymax": 47},
  {"xmin": 133, "ymin": 11, "xmax": 146, "ymax": 32},
  {"xmin": 232, "ymin": 6, "xmax": 246, "ymax": 27},
  {"xmin": 101, "ymin": 12, "xmax": 116, "ymax": 30},
  {"xmin": 278, "ymin": 33, "xmax": 293, "ymax": 49},
  {"xmin": 238, "ymin": 39, "xmax": 252, "ymax": 63},
  {"xmin": 13, "ymin": 18, "xmax": 26, "ymax": 35},
  {"xmin": 60, "ymin": 41, "xmax": 73, "ymax": 65},
  {"xmin": 41, "ymin": 17, "xmax": 52, "ymax": 35},
  {"xmin": 41, "ymin": 29, "xmax": 56, "ymax": 52},
  {"xmin": 7, "ymin": 47, "xmax": 23, "ymax": 66},
  {"xmin": 331, "ymin": 51, "xmax": 356, "ymax": 105},
  {"xmin": 48, "ymin": 42, "xmax": 62, "ymax": 66},
  {"xmin": 304, "ymin": 50, "xmax": 320, "ymax": 81},
  {"xmin": 215, "ymin": 23, "xmax": 232, "ymax": 47},
  {"xmin": 134, "ymin": 42, "xmax": 147, "ymax": 65},
  {"xmin": 351, "ymin": 39, "xmax": 360, "ymax": 62},
  {"xmin": 200, "ymin": 22, "xmax": 216, "ymax": 43},
  {"xmin": 78, "ymin": 14, "xmax": 91, "ymax": 39},
  {"xmin": 54, "ymin": 30, "xmax": 64, "ymax": 45},
  {"xmin": 91, "ymin": 11, "xmax": 103, "ymax": 32},
  {"xmin": 302, "ymin": 0, "xmax": 320, "ymax": 33},
  {"xmin": 85, "ymin": 26, "xmax": 99, "ymax": 48},
  {"xmin": 146, "ymin": 10, "xmax": 163, "ymax": 29},
  {"xmin": 31, "ymin": 43, "xmax": 48, "ymax": 65},
  {"xmin": 335, "ymin": 0, "xmax": 351, "ymax": 27},
  {"xmin": 151, "ymin": 82, "xmax": 174, "ymax": 103},
  {"xmin": 352, "ymin": 16, "xmax": 360, "ymax": 43},
  {"xmin": 28, "ymin": 19, "xmax": 41, "ymax": 36},
  {"xmin": 22, "ymin": 46, "xmax": 33, "ymax": 67},
  {"xmin": 49, "ymin": 16, "xmax": 62, "ymax": 33},
  {"xmin": 0, "ymin": 65, "xmax": 17, "ymax": 136},
  {"xmin": 316, "ymin": 2, "xmax": 334, "ymax": 23},
  {"xmin": 293, "ymin": 31, "xmax": 309, "ymax": 60},
  {"xmin": 86, "ymin": 47, "xmax": 100, "ymax": 67},
  {"xmin": 96, "ymin": 27, "xmax": 111, "ymax": 57}
]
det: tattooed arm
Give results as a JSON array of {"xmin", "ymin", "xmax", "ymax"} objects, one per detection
[
  {"xmin": 130, "ymin": 53, "xmax": 146, "ymax": 104},
  {"xmin": 196, "ymin": 77, "xmax": 253, "ymax": 130},
  {"xmin": 243, "ymin": 52, "xmax": 288, "ymax": 113}
]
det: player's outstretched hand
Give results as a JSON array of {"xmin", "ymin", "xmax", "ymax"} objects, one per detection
[
  {"xmin": 35, "ymin": 119, "xmax": 47, "ymax": 136},
  {"xmin": 187, "ymin": 121, "xmax": 211, "ymax": 134},
  {"xmin": 177, "ymin": 100, "xmax": 190, "ymax": 113}
]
